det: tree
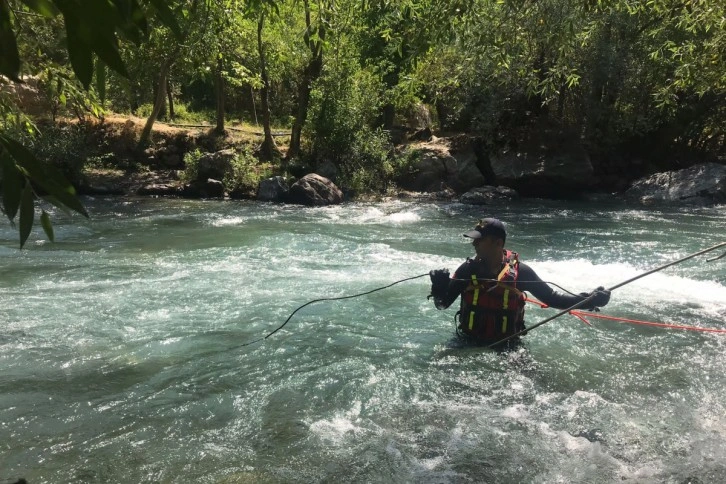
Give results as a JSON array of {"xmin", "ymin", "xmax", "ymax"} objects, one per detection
[
  {"xmin": 138, "ymin": 0, "xmax": 203, "ymax": 147},
  {"xmin": 286, "ymin": 0, "xmax": 326, "ymax": 161},
  {"xmin": 253, "ymin": 5, "xmax": 282, "ymax": 161}
]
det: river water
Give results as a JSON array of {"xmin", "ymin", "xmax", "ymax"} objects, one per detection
[{"xmin": 1, "ymin": 197, "xmax": 725, "ymax": 483}]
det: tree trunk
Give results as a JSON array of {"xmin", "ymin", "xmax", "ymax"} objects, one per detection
[
  {"xmin": 286, "ymin": 0, "xmax": 324, "ymax": 161},
  {"xmin": 139, "ymin": 56, "xmax": 175, "ymax": 147},
  {"xmin": 257, "ymin": 14, "xmax": 281, "ymax": 161},
  {"xmin": 167, "ymin": 79, "xmax": 175, "ymax": 120},
  {"xmin": 215, "ymin": 55, "xmax": 225, "ymax": 134}
]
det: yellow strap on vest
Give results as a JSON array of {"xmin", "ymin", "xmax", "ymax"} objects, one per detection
[
  {"xmin": 469, "ymin": 275, "xmax": 479, "ymax": 330},
  {"xmin": 499, "ymin": 256, "xmax": 514, "ymax": 333},
  {"xmin": 497, "ymin": 264, "xmax": 510, "ymax": 281}
]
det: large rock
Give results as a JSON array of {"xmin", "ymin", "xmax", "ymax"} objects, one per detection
[
  {"xmin": 625, "ymin": 163, "xmax": 726, "ymax": 205},
  {"xmin": 288, "ymin": 173, "xmax": 344, "ymax": 206},
  {"xmin": 257, "ymin": 176, "xmax": 289, "ymax": 202},
  {"xmin": 397, "ymin": 137, "xmax": 487, "ymax": 193},
  {"xmin": 459, "ymin": 186, "xmax": 519, "ymax": 205},
  {"xmin": 182, "ymin": 178, "xmax": 225, "ymax": 198},
  {"xmin": 488, "ymin": 129, "xmax": 593, "ymax": 197},
  {"xmin": 196, "ymin": 149, "xmax": 236, "ymax": 181}
]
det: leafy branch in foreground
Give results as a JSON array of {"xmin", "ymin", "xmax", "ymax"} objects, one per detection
[
  {"xmin": 0, "ymin": 0, "xmax": 181, "ymax": 247},
  {"xmin": 0, "ymin": 132, "xmax": 88, "ymax": 248}
]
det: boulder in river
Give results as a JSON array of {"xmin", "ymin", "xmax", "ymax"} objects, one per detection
[
  {"xmin": 288, "ymin": 173, "xmax": 344, "ymax": 206},
  {"xmin": 624, "ymin": 162, "xmax": 726, "ymax": 206}
]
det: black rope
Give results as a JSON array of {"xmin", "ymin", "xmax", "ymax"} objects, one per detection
[{"xmin": 231, "ymin": 273, "xmax": 430, "ymax": 349}]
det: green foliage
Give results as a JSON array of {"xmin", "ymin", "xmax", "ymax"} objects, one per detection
[
  {"xmin": 180, "ymin": 147, "xmax": 272, "ymax": 193},
  {"xmin": 0, "ymin": 131, "xmax": 88, "ymax": 248},
  {"xmin": 135, "ymin": 103, "xmax": 155, "ymax": 118},
  {"xmin": 225, "ymin": 148, "xmax": 272, "ymax": 193},
  {"xmin": 21, "ymin": 123, "xmax": 92, "ymax": 184},
  {"xmin": 306, "ymin": 60, "xmax": 384, "ymax": 164},
  {"xmin": 337, "ymin": 127, "xmax": 395, "ymax": 194},
  {"xmin": 180, "ymin": 147, "xmax": 202, "ymax": 184}
]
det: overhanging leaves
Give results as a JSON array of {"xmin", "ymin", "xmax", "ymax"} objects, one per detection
[
  {"xmin": 147, "ymin": 0, "xmax": 182, "ymax": 39},
  {"xmin": 0, "ymin": 133, "xmax": 88, "ymax": 218},
  {"xmin": 20, "ymin": 0, "xmax": 58, "ymax": 17},
  {"xmin": 63, "ymin": 12, "xmax": 94, "ymax": 89},
  {"xmin": 0, "ymin": 0, "xmax": 21, "ymax": 81},
  {"xmin": 1, "ymin": 150, "xmax": 23, "ymax": 221},
  {"xmin": 19, "ymin": 182, "xmax": 34, "ymax": 249},
  {"xmin": 40, "ymin": 210, "xmax": 55, "ymax": 242}
]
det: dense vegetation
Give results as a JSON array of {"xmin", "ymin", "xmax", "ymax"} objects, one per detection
[{"xmin": 1, "ymin": 0, "xmax": 725, "ymax": 246}]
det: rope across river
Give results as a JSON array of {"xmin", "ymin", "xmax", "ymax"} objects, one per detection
[
  {"xmin": 235, "ymin": 241, "xmax": 726, "ymax": 349},
  {"xmin": 233, "ymin": 273, "xmax": 430, "ymax": 348}
]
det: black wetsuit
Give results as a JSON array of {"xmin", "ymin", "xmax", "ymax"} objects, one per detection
[{"xmin": 432, "ymin": 257, "xmax": 591, "ymax": 311}]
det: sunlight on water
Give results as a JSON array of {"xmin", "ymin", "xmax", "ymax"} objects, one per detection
[{"xmin": 1, "ymin": 197, "xmax": 725, "ymax": 482}]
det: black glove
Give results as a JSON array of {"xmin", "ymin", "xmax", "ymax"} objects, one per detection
[
  {"xmin": 428, "ymin": 269, "xmax": 450, "ymax": 302},
  {"xmin": 429, "ymin": 268, "xmax": 450, "ymax": 286},
  {"xmin": 579, "ymin": 286, "xmax": 611, "ymax": 310}
]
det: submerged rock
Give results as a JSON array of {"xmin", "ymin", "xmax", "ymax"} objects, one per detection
[
  {"xmin": 288, "ymin": 173, "xmax": 344, "ymax": 206},
  {"xmin": 625, "ymin": 162, "xmax": 726, "ymax": 206}
]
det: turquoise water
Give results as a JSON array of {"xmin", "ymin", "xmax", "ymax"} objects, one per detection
[{"xmin": 1, "ymin": 197, "xmax": 725, "ymax": 483}]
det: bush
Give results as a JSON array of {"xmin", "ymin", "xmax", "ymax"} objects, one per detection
[
  {"xmin": 180, "ymin": 148, "xmax": 203, "ymax": 183},
  {"xmin": 20, "ymin": 123, "xmax": 95, "ymax": 185},
  {"xmin": 180, "ymin": 147, "xmax": 272, "ymax": 194},
  {"xmin": 225, "ymin": 147, "xmax": 272, "ymax": 193},
  {"xmin": 305, "ymin": 61, "xmax": 384, "ymax": 166},
  {"xmin": 337, "ymin": 127, "xmax": 396, "ymax": 194},
  {"xmin": 135, "ymin": 103, "xmax": 155, "ymax": 118}
]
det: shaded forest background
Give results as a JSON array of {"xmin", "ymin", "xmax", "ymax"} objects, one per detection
[{"xmin": 1, "ymin": 0, "xmax": 725, "ymax": 244}]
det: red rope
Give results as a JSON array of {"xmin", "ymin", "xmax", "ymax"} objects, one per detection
[{"xmin": 524, "ymin": 298, "xmax": 726, "ymax": 334}]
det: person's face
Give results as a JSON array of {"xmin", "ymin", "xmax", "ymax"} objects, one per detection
[{"xmin": 472, "ymin": 235, "xmax": 504, "ymax": 260}]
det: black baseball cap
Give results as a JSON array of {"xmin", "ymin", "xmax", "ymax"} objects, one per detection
[{"xmin": 463, "ymin": 218, "xmax": 507, "ymax": 242}]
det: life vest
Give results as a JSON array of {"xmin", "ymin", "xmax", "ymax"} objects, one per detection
[{"xmin": 458, "ymin": 250, "xmax": 526, "ymax": 340}]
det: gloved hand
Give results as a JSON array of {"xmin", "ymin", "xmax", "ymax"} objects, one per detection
[
  {"xmin": 579, "ymin": 286, "xmax": 611, "ymax": 310},
  {"xmin": 428, "ymin": 268, "xmax": 450, "ymax": 305},
  {"xmin": 429, "ymin": 268, "xmax": 450, "ymax": 286}
]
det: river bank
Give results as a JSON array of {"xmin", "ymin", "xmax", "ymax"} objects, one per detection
[{"xmin": 34, "ymin": 114, "xmax": 725, "ymax": 207}]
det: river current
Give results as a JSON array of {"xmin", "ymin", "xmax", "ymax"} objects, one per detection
[{"xmin": 1, "ymin": 197, "xmax": 725, "ymax": 483}]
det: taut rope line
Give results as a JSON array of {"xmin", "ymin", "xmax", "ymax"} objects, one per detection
[{"xmin": 487, "ymin": 241, "xmax": 726, "ymax": 348}]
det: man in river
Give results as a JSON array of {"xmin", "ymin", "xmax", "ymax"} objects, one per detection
[{"xmin": 429, "ymin": 218, "xmax": 611, "ymax": 346}]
